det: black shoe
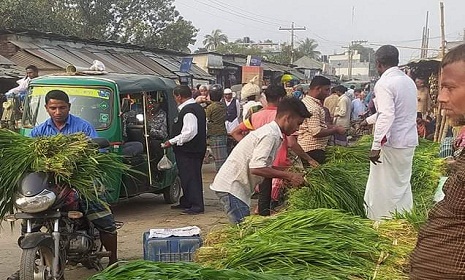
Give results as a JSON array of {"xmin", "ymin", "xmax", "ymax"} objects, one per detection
[
  {"xmin": 171, "ymin": 204, "xmax": 189, "ymax": 210},
  {"xmin": 181, "ymin": 209, "xmax": 204, "ymax": 215},
  {"xmin": 7, "ymin": 270, "xmax": 20, "ymax": 280}
]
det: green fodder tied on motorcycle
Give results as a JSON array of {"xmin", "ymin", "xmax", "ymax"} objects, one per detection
[{"xmin": 20, "ymin": 73, "xmax": 182, "ymax": 204}]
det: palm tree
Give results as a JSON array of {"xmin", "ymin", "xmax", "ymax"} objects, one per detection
[
  {"xmin": 203, "ymin": 29, "xmax": 228, "ymax": 51},
  {"xmin": 297, "ymin": 38, "xmax": 321, "ymax": 59}
]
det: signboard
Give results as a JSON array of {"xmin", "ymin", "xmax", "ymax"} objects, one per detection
[
  {"xmin": 246, "ymin": 55, "xmax": 262, "ymax": 66},
  {"xmin": 180, "ymin": 57, "xmax": 193, "ymax": 73}
]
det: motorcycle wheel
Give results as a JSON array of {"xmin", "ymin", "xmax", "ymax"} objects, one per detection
[
  {"xmin": 20, "ymin": 246, "xmax": 62, "ymax": 280},
  {"xmin": 163, "ymin": 175, "xmax": 181, "ymax": 204}
]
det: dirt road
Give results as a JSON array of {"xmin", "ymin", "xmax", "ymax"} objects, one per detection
[{"xmin": 0, "ymin": 163, "xmax": 229, "ymax": 280}]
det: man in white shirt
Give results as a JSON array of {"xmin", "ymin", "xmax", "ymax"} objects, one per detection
[
  {"xmin": 363, "ymin": 45, "xmax": 418, "ymax": 220},
  {"xmin": 210, "ymin": 97, "xmax": 309, "ymax": 224},
  {"xmin": 334, "ymin": 85, "xmax": 352, "ymax": 129},
  {"xmin": 162, "ymin": 85, "xmax": 207, "ymax": 215},
  {"xmin": 6, "ymin": 65, "xmax": 39, "ymax": 98}
]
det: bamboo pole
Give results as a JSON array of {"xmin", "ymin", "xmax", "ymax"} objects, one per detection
[{"xmin": 435, "ymin": 2, "xmax": 447, "ymax": 142}]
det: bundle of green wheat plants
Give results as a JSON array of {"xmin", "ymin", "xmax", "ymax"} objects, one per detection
[
  {"xmin": 89, "ymin": 260, "xmax": 290, "ymax": 280},
  {"xmin": 0, "ymin": 129, "xmax": 133, "ymax": 220}
]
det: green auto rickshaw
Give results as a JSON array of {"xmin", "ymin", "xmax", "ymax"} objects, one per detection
[{"xmin": 20, "ymin": 73, "xmax": 181, "ymax": 204}]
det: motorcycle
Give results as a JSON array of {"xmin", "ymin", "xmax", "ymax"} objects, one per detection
[{"xmin": 5, "ymin": 171, "xmax": 114, "ymax": 280}]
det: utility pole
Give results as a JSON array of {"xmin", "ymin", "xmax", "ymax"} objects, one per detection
[
  {"xmin": 420, "ymin": 11, "xmax": 430, "ymax": 58},
  {"xmin": 279, "ymin": 22, "xmax": 306, "ymax": 64},
  {"xmin": 347, "ymin": 40, "xmax": 367, "ymax": 80},
  {"xmin": 439, "ymin": 2, "xmax": 446, "ymax": 58}
]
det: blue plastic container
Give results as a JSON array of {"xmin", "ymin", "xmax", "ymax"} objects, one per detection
[{"xmin": 142, "ymin": 231, "xmax": 203, "ymax": 262}]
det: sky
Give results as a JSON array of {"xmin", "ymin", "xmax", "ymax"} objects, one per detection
[{"xmin": 174, "ymin": 0, "xmax": 465, "ymax": 63}]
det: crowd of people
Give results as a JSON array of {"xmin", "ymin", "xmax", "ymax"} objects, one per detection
[
  {"xmin": 7, "ymin": 43, "xmax": 465, "ymax": 279},
  {"xmin": 169, "ymin": 44, "xmax": 440, "ymax": 223}
]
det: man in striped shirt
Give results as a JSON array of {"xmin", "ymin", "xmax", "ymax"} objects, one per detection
[
  {"xmin": 298, "ymin": 76, "xmax": 346, "ymax": 164},
  {"xmin": 410, "ymin": 44, "xmax": 465, "ymax": 279}
]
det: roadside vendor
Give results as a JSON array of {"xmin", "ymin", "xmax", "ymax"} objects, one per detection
[{"xmin": 210, "ymin": 97, "xmax": 309, "ymax": 224}]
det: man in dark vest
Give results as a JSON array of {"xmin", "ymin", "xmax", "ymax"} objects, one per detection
[
  {"xmin": 223, "ymin": 88, "xmax": 241, "ymax": 154},
  {"xmin": 162, "ymin": 85, "xmax": 207, "ymax": 215}
]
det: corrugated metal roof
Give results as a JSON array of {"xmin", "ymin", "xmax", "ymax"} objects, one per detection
[
  {"xmin": 9, "ymin": 50, "xmax": 61, "ymax": 71},
  {"xmin": 162, "ymin": 55, "xmax": 213, "ymax": 80},
  {"xmin": 129, "ymin": 53, "xmax": 177, "ymax": 78},
  {"xmin": 45, "ymin": 46, "xmax": 91, "ymax": 68},
  {"xmin": 78, "ymin": 48, "xmax": 124, "ymax": 72},
  {"xmin": 63, "ymin": 47, "xmax": 96, "ymax": 65},
  {"xmin": 189, "ymin": 63, "xmax": 212, "ymax": 80},
  {"xmin": 0, "ymin": 54, "xmax": 14, "ymax": 65},
  {"xmin": 150, "ymin": 55, "xmax": 179, "ymax": 72},
  {"xmin": 24, "ymin": 48, "xmax": 69, "ymax": 68},
  {"xmin": 108, "ymin": 51, "xmax": 155, "ymax": 74},
  {"xmin": 3, "ymin": 30, "xmax": 215, "ymax": 81},
  {"xmin": 86, "ymin": 49, "xmax": 134, "ymax": 73}
]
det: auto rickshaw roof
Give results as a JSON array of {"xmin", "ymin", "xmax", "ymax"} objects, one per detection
[{"xmin": 30, "ymin": 73, "xmax": 177, "ymax": 94}]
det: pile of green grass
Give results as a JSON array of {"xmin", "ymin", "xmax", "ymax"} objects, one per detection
[
  {"xmin": 88, "ymin": 260, "xmax": 289, "ymax": 280},
  {"xmin": 197, "ymin": 209, "xmax": 391, "ymax": 280},
  {"xmin": 0, "ymin": 129, "xmax": 132, "ymax": 219},
  {"xmin": 288, "ymin": 136, "xmax": 445, "ymax": 225}
]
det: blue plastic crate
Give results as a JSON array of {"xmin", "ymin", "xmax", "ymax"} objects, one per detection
[{"xmin": 143, "ymin": 231, "xmax": 202, "ymax": 262}]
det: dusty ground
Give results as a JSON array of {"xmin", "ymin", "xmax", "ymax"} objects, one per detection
[{"xmin": 0, "ymin": 163, "xmax": 230, "ymax": 280}]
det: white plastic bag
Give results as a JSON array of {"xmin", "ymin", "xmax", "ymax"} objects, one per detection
[{"xmin": 157, "ymin": 150, "xmax": 173, "ymax": 171}]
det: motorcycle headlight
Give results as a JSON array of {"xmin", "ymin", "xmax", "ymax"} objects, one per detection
[{"xmin": 15, "ymin": 189, "xmax": 56, "ymax": 213}]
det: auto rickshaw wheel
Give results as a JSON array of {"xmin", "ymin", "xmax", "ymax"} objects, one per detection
[{"xmin": 163, "ymin": 175, "xmax": 181, "ymax": 204}]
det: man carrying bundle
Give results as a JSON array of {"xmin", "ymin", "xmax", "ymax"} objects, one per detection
[
  {"xmin": 33, "ymin": 90, "xmax": 118, "ymax": 261},
  {"xmin": 210, "ymin": 97, "xmax": 309, "ymax": 224},
  {"xmin": 9, "ymin": 90, "xmax": 119, "ymax": 279}
]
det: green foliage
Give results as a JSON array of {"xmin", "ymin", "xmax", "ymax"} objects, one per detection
[
  {"xmin": 198, "ymin": 209, "xmax": 390, "ymax": 280},
  {"xmin": 216, "ymin": 42, "xmax": 263, "ymax": 56},
  {"xmin": 0, "ymin": 130, "xmax": 132, "ymax": 220},
  {"xmin": 288, "ymin": 136, "xmax": 445, "ymax": 227},
  {"xmin": 0, "ymin": 0, "xmax": 75, "ymax": 35},
  {"xmin": 203, "ymin": 29, "xmax": 228, "ymax": 51},
  {"xmin": 0, "ymin": 0, "xmax": 198, "ymax": 51},
  {"xmin": 89, "ymin": 260, "xmax": 288, "ymax": 280},
  {"xmin": 297, "ymin": 38, "xmax": 321, "ymax": 59},
  {"xmin": 351, "ymin": 44, "xmax": 375, "ymax": 63}
]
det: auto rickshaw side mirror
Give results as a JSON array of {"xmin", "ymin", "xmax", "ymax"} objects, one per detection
[{"xmin": 121, "ymin": 98, "xmax": 131, "ymax": 114}]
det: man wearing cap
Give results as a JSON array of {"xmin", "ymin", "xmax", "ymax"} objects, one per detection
[
  {"xmin": 298, "ymin": 76, "xmax": 346, "ymax": 164},
  {"xmin": 363, "ymin": 45, "xmax": 418, "ymax": 221},
  {"xmin": 223, "ymin": 88, "xmax": 241, "ymax": 134},
  {"xmin": 223, "ymin": 88, "xmax": 241, "ymax": 154},
  {"xmin": 241, "ymin": 77, "xmax": 263, "ymax": 121}
]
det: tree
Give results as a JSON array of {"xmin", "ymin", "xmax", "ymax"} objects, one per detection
[
  {"xmin": 265, "ymin": 43, "xmax": 295, "ymax": 65},
  {"xmin": 136, "ymin": 17, "xmax": 197, "ymax": 52},
  {"xmin": 297, "ymin": 38, "xmax": 321, "ymax": 60},
  {"xmin": 351, "ymin": 44, "xmax": 375, "ymax": 63},
  {"xmin": 203, "ymin": 29, "xmax": 228, "ymax": 51},
  {"xmin": 216, "ymin": 42, "xmax": 262, "ymax": 56},
  {"xmin": 0, "ymin": 0, "xmax": 198, "ymax": 52},
  {"xmin": 0, "ymin": 0, "xmax": 76, "ymax": 35}
]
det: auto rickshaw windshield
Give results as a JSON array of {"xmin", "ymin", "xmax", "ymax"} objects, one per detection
[{"xmin": 23, "ymin": 86, "xmax": 113, "ymax": 130}]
